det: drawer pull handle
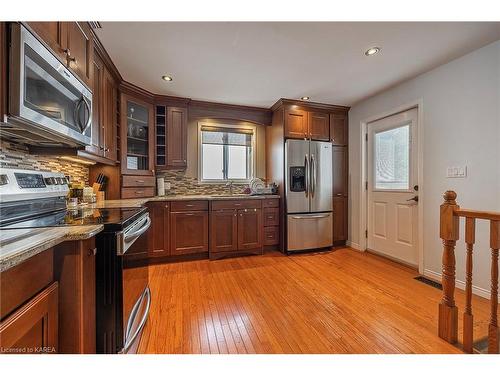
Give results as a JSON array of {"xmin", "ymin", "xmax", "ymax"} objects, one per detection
[
  {"xmin": 267, "ymin": 216, "xmax": 273, "ymax": 219},
  {"xmin": 135, "ymin": 191, "xmax": 144, "ymax": 194},
  {"xmin": 136, "ymin": 180, "xmax": 145, "ymax": 184},
  {"xmin": 186, "ymin": 204, "xmax": 194, "ymax": 207}
]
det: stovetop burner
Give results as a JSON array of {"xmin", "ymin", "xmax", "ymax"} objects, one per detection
[{"xmin": 1, "ymin": 206, "xmax": 147, "ymax": 231}]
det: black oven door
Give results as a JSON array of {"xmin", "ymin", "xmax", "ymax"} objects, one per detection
[
  {"xmin": 120, "ymin": 216, "xmax": 151, "ymax": 354},
  {"xmin": 95, "ymin": 214, "xmax": 151, "ymax": 354}
]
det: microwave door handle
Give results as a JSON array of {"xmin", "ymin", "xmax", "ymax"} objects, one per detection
[
  {"xmin": 73, "ymin": 97, "xmax": 84, "ymax": 131},
  {"xmin": 81, "ymin": 96, "xmax": 92, "ymax": 133}
]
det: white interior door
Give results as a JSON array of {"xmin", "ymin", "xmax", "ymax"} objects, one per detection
[{"xmin": 367, "ymin": 108, "xmax": 419, "ymax": 266}]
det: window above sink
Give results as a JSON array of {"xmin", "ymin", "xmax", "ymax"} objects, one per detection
[{"xmin": 198, "ymin": 122, "xmax": 256, "ymax": 184}]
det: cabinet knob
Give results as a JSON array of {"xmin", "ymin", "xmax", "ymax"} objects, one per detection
[
  {"xmin": 63, "ymin": 48, "xmax": 71, "ymax": 56},
  {"xmin": 88, "ymin": 248, "xmax": 97, "ymax": 256},
  {"xmin": 165, "ymin": 204, "xmax": 169, "ymax": 208}
]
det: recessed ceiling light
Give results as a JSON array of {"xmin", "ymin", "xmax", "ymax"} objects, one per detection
[
  {"xmin": 300, "ymin": 96, "xmax": 310, "ymax": 100},
  {"xmin": 365, "ymin": 47, "xmax": 381, "ymax": 56},
  {"xmin": 162, "ymin": 75, "xmax": 173, "ymax": 81}
]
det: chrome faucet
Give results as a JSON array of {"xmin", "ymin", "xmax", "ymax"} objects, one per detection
[{"xmin": 225, "ymin": 181, "xmax": 234, "ymax": 195}]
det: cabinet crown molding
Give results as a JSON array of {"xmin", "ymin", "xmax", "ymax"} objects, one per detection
[{"xmin": 271, "ymin": 98, "xmax": 350, "ymax": 113}]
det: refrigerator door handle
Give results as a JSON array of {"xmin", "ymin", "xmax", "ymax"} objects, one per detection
[
  {"xmin": 304, "ymin": 153, "xmax": 309, "ymax": 197},
  {"xmin": 310, "ymin": 153, "xmax": 316, "ymax": 197}
]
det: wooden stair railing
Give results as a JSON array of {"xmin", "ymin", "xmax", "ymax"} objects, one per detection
[{"xmin": 439, "ymin": 190, "xmax": 500, "ymax": 353}]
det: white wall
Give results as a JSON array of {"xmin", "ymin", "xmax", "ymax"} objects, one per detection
[{"xmin": 349, "ymin": 41, "xmax": 500, "ymax": 295}]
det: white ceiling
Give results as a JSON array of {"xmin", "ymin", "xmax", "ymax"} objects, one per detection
[{"xmin": 96, "ymin": 22, "xmax": 500, "ymax": 108}]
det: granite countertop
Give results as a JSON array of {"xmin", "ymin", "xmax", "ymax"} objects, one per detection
[
  {"xmin": 93, "ymin": 194, "xmax": 280, "ymax": 208},
  {"xmin": 1, "ymin": 194, "xmax": 280, "ymax": 272},
  {"xmin": 0, "ymin": 225, "xmax": 103, "ymax": 272}
]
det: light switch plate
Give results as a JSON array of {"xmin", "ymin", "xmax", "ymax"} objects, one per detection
[{"xmin": 446, "ymin": 166, "xmax": 467, "ymax": 178}]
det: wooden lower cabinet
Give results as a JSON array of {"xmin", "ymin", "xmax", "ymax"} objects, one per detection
[
  {"xmin": 333, "ymin": 197, "xmax": 348, "ymax": 243},
  {"xmin": 170, "ymin": 211, "xmax": 209, "ymax": 255},
  {"xmin": 210, "ymin": 209, "xmax": 238, "ymax": 253},
  {"xmin": 237, "ymin": 208, "xmax": 263, "ymax": 251},
  {"xmin": 147, "ymin": 201, "xmax": 170, "ymax": 257},
  {"xmin": 0, "ymin": 282, "xmax": 59, "ymax": 354},
  {"xmin": 210, "ymin": 201, "xmax": 265, "ymax": 259}
]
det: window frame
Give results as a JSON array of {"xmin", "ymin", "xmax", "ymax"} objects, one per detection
[{"xmin": 198, "ymin": 122, "xmax": 257, "ymax": 184}]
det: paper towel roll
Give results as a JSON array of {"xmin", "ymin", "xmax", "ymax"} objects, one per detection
[{"xmin": 157, "ymin": 178, "xmax": 165, "ymax": 196}]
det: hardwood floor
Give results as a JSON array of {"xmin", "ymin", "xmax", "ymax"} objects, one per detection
[{"xmin": 138, "ymin": 248, "xmax": 493, "ymax": 354}]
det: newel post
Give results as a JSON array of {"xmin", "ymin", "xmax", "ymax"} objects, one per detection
[{"xmin": 438, "ymin": 190, "xmax": 460, "ymax": 343}]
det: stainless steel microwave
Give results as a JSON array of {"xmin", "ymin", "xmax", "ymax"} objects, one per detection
[{"xmin": 1, "ymin": 23, "xmax": 92, "ymax": 147}]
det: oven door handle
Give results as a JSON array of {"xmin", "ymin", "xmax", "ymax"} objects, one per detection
[
  {"xmin": 121, "ymin": 287, "xmax": 151, "ymax": 354},
  {"xmin": 124, "ymin": 216, "xmax": 151, "ymax": 243}
]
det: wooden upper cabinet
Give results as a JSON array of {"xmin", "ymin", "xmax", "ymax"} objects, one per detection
[
  {"xmin": 237, "ymin": 208, "xmax": 263, "ymax": 250},
  {"xmin": 0, "ymin": 22, "xmax": 7, "ymax": 122},
  {"xmin": 82, "ymin": 51, "xmax": 117, "ymax": 163},
  {"xmin": 284, "ymin": 108, "xmax": 308, "ymax": 139},
  {"xmin": 85, "ymin": 53, "xmax": 102, "ymax": 156},
  {"xmin": 27, "ymin": 22, "xmax": 93, "ymax": 89},
  {"xmin": 210, "ymin": 209, "xmax": 238, "ymax": 253},
  {"xmin": 66, "ymin": 22, "xmax": 93, "ymax": 88},
  {"xmin": 308, "ymin": 112, "xmax": 330, "ymax": 141},
  {"xmin": 121, "ymin": 93, "xmax": 155, "ymax": 175},
  {"xmin": 102, "ymin": 67, "xmax": 117, "ymax": 162},
  {"xmin": 0, "ymin": 283, "xmax": 59, "ymax": 354},
  {"xmin": 166, "ymin": 107, "xmax": 188, "ymax": 169},
  {"xmin": 330, "ymin": 112, "xmax": 348, "ymax": 145},
  {"xmin": 27, "ymin": 22, "xmax": 67, "ymax": 60},
  {"xmin": 148, "ymin": 202, "xmax": 170, "ymax": 258},
  {"xmin": 332, "ymin": 146, "xmax": 348, "ymax": 197}
]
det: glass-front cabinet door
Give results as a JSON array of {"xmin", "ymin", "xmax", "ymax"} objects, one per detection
[{"xmin": 120, "ymin": 94, "xmax": 154, "ymax": 175}]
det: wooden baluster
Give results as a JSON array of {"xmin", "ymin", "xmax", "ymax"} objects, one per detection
[
  {"xmin": 463, "ymin": 217, "xmax": 475, "ymax": 353},
  {"xmin": 488, "ymin": 220, "xmax": 499, "ymax": 354},
  {"xmin": 439, "ymin": 190, "xmax": 460, "ymax": 344}
]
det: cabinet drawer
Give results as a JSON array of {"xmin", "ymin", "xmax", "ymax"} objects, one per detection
[
  {"xmin": 211, "ymin": 200, "xmax": 262, "ymax": 210},
  {"xmin": 263, "ymin": 207, "xmax": 279, "ymax": 227},
  {"xmin": 122, "ymin": 175, "xmax": 156, "ymax": 187},
  {"xmin": 262, "ymin": 198, "xmax": 279, "ymax": 208},
  {"xmin": 170, "ymin": 200, "xmax": 208, "ymax": 212},
  {"xmin": 121, "ymin": 187, "xmax": 155, "ymax": 199},
  {"xmin": 264, "ymin": 226, "xmax": 279, "ymax": 245}
]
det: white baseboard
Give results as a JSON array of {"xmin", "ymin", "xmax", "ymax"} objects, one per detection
[
  {"xmin": 347, "ymin": 241, "xmax": 363, "ymax": 251},
  {"xmin": 423, "ymin": 269, "xmax": 493, "ymax": 300}
]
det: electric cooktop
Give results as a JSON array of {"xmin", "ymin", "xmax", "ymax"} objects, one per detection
[{"xmin": 1, "ymin": 206, "xmax": 147, "ymax": 231}]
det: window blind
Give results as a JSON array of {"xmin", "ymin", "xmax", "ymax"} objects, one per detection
[{"xmin": 201, "ymin": 126, "xmax": 253, "ymax": 147}]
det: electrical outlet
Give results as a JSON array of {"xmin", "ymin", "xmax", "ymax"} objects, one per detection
[
  {"xmin": 165, "ymin": 182, "xmax": 171, "ymax": 190},
  {"xmin": 446, "ymin": 166, "xmax": 467, "ymax": 178}
]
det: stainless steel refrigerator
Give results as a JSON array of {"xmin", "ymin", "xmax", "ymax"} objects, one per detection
[{"xmin": 285, "ymin": 139, "xmax": 333, "ymax": 252}]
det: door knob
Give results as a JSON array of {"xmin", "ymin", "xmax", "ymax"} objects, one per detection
[{"xmin": 406, "ymin": 196, "xmax": 419, "ymax": 202}]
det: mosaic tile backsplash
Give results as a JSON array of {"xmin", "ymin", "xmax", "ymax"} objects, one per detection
[
  {"xmin": 0, "ymin": 139, "xmax": 89, "ymax": 185},
  {"xmin": 157, "ymin": 170, "xmax": 249, "ymax": 196}
]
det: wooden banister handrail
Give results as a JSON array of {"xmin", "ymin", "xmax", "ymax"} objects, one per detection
[
  {"xmin": 455, "ymin": 209, "xmax": 500, "ymax": 221},
  {"xmin": 439, "ymin": 190, "xmax": 500, "ymax": 354}
]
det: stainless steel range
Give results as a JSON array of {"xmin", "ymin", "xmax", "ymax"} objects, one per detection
[{"xmin": 0, "ymin": 168, "xmax": 151, "ymax": 354}]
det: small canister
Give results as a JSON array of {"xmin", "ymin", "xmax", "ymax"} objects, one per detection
[{"xmin": 157, "ymin": 177, "xmax": 165, "ymax": 196}]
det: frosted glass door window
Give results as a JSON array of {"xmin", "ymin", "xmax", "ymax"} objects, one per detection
[{"xmin": 374, "ymin": 124, "xmax": 410, "ymax": 190}]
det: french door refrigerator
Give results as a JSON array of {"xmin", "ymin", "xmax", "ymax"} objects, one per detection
[{"xmin": 285, "ymin": 139, "xmax": 333, "ymax": 252}]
